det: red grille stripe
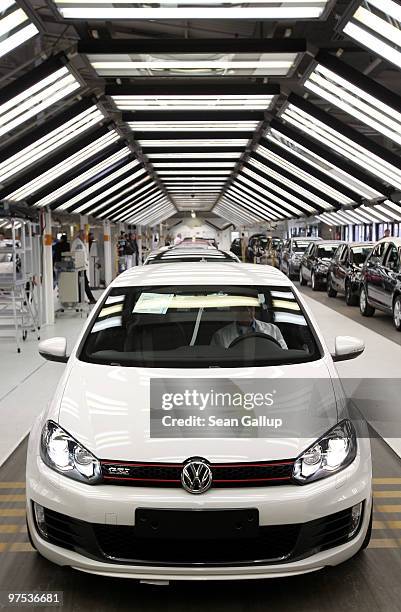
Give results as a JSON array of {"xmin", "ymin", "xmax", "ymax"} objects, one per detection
[
  {"xmin": 103, "ymin": 476, "xmax": 291, "ymax": 483},
  {"xmin": 103, "ymin": 476, "xmax": 181, "ymax": 482},
  {"xmin": 101, "ymin": 461, "xmax": 294, "ymax": 468}
]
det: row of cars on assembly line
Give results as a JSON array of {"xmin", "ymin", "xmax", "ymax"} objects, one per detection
[
  {"xmin": 29, "ymin": 233, "xmax": 372, "ymax": 582},
  {"xmin": 279, "ymin": 236, "xmax": 401, "ymax": 332}
]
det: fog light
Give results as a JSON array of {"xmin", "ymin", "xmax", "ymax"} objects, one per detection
[
  {"xmin": 348, "ymin": 502, "xmax": 363, "ymax": 539},
  {"xmin": 33, "ymin": 502, "xmax": 47, "ymax": 538}
]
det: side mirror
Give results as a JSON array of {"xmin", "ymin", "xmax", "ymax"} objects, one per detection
[
  {"xmin": 331, "ymin": 336, "xmax": 365, "ymax": 362},
  {"xmin": 38, "ymin": 337, "xmax": 69, "ymax": 363}
]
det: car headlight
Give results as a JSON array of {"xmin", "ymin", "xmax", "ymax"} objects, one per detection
[
  {"xmin": 40, "ymin": 420, "xmax": 102, "ymax": 484},
  {"xmin": 293, "ymin": 420, "xmax": 357, "ymax": 484}
]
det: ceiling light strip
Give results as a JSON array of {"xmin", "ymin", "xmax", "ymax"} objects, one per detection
[
  {"xmin": 282, "ymin": 102, "xmax": 401, "ymax": 190},
  {"xmin": 0, "ymin": 65, "xmax": 80, "ymax": 139},
  {"xmin": 342, "ymin": 1, "xmax": 401, "ymax": 71},
  {"xmin": 266, "ymin": 126, "xmax": 382, "ymax": 200},
  {"xmin": 33, "ymin": 144, "xmax": 128, "ymax": 208},
  {"xmin": 305, "ymin": 58, "xmax": 401, "ymax": 147},
  {"xmin": 7, "ymin": 130, "xmax": 119, "ymax": 201},
  {"xmin": 65, "ymin": 163, "xmax": 144, "ymax": 213},
  {"xmin": 95, "ymin": 181, "xmax": 156, "ymax": 218},
  {"xmin": 0, "ymin": 1, "xmax": 39, "ymax": 60},
  {"xmin": 248, "ymin": 157, "xmax": 333, "ymax": 210},
  {"xmin": 241, "ymin": 166, "xmax": 316, "ymax": 214},
  {"xmin": 0, "ymin": 105, "xmax": 104, "ymax": 184},
  {"xmin": 230, "ymin": 180, "xmax": 293, "ymax": 218},
  {"xmin": 226, "ymin": 185, "xmax": 282, "ymax": 219},
  {"xmin": 255, "ymin": 143, "xmax": 352, "ymax": 205}
]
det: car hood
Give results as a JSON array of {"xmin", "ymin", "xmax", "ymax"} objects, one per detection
[{"xmin": 56, "ymin": 358, "xmax": 339, "ymax": 463}]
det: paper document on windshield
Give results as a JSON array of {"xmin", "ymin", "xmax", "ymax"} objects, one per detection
[{"xmin": 133, "ymin": 293, "xmax": 174, "ymax": 315}]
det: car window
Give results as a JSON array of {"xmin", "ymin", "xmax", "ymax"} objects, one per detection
[
  {"xmin": 304, "ymin": 243, "xmax": 313, "ymax": 256},
  {"xmin": 351, "ymin": 246, "xmax": 372, "ymax": 266},
  {"xmin": 317, "ymin": 245, "xmax": 338, "ymax": 259},
  {"xmin": 292, "ymin": 241, "xmax": 310, "ymax": 253},
  {"xmin": 80, "ymin": 285, "xmax": 321, "ymax": 368},
  {"xmin": 383, "ymin": 244, "xmax": 400, "ymax": 270},
  {"xmin": 339, "ymin": 246, "xmax": 348, "ymax": 263},
  {"xmin": 370, "ymin": 242, "xmax": 386, "ymax": 263}
]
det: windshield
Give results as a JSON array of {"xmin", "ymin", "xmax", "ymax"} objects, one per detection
[
  {"xmin": 317, "ymin": 246, "xmax": 337, "ymax": 259},
  {"xmin": 292, "ymin": 241, "xmax": 310, "ymax": 253},
  {"xmin": 80, "ymin": 285, "xmax": 321, "ymax": 368},
  {"xmin": 352, "ymin": 247, "xmax": 372, "ymax": 266}
]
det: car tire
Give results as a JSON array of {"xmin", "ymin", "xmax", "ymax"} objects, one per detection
[
  {"xmin": 327, "ymin": 277, "xmax": 337, "ymax": 297},
  {"xmin": 360, "ymin": 286, "xmax": 375, "ymax": 317},
  {"xmin": 299, "ymin": 267, "xmax": 307, "ymax": 286},
  {"xmin": 311, "ymin": 271, "xmax": 320, "ymax": 291},
  {"xmin": 393, "ymin": 295, "xmax": 401, "ymax": 332},
  {"xmin": 345, "ymin": 281, "xmax": 358, "ymax": 306}
]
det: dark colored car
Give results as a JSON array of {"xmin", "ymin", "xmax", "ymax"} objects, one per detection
[
  {"xmin": 327, "ymin": 243, "xmax": 374, "ymax": 305},
  {"xmin": 299, "ymin": 241, "xmax": 343, "ymax": 291},
  {"xmin": 281, "ymin": 237, "xmax": 321, "ymax": 279},
  {"xmin": 359, "ymin": 238, "xmax": 401, "ymax": 330},
  {"xmin": 230, "ymin": 238, "xmax": 242, "ymax": 258}
]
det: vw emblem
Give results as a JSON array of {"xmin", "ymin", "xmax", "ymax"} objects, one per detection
[{"xmin": 181, "ymin": 457, "xmax": 212, "ymax": 494}]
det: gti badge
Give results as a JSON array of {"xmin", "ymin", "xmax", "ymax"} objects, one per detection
[
  {"xmin": 181, "ymin": 457, "xmax": 212, "ymax": 494},
  {"xmin": 107, "ymin": 466, "xmax": 130, "ymax": 476}
]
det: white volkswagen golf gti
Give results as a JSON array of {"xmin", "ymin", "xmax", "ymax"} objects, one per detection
[{"xmin": 27, "ymin": 263, "xmax": 372, "ymax": 582}]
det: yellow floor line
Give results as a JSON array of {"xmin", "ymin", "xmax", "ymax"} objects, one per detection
[
  {"xmin": 375, "ymin": 505, "xmax": 401, "ymax": 513},
  {"xmin": 369, "ymin": 538, "xmax": 401, "ymax": 548},
  {"xmin": 373, "ymin": 520, "xmax": 401, "ymax": 529},
  {"xmin": 0, "ymin": 483, "xmax": 25, "ymax": 489},
  {"xmin": 0, "ymin": 543, "xmax": 7, "ymax": 552},
  {"xmin": 373, "ymin": 478, "xmax": 401, "ymax": 485},
  {"xmin": 0, "ymin": 494, "xmax": 26, "ymax": 502},
  {"xmin": 0, "ymin": 509, "xmax": 25, "ymax": 517},
  {"xmin": 0, "ymin": 525, "xmax": 20, "ymax": 534},
  {"xmin": 374, "ymin": 491, "xmax": 401, "ymax": 498},
  {"xmin": 8, "ymin": 542, "xmax": 34, "ymax": 552}
]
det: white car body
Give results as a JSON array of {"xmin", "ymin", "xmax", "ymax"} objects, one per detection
[{"xmin": 27, "ymin": 263, "xmax": 372, "ymax": 581}]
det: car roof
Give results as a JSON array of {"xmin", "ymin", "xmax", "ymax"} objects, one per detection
[
  {"xmin": 289, "ymin": 237, "xmax": 321, "ymax": 243},
  {"xmin": 113, "ymin": 262, "xmax": 292, "ymax": 288},
  {"xmin": 145, "ymin": 247, "xmax": 238, "ymax": 264},
  {"xmin": 348, "ymin": 242, "xmax": 374, "ymax": 248},
  {"xmin": 377, "ymin": 237, "xmax": 401, "ymax": 246},
  {"xmin": 314, "ymin": 240, "xmax": 344, "ymax": 246}
]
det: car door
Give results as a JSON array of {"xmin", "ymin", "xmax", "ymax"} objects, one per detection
[
  {"xmin": 365, "ymin": 242, "xmax": 387, "ymax": 306},
  {"xmin": 381, "ymin": 243, "xmax": 401, "ymax": 311},
  {"xmin": 282, "ymin": 240, "xmax": 290, "ymax": 272},
  {"xmin": 304, "ymin": 243, "xmax": 315, "ymax": 281},
  {"xmin": 330, "ymin": 245, "xmax": 343, "ymax": 290},
  {"xmin": 337, "ymin": 246, "xmax": 349, "ymax": 293}
]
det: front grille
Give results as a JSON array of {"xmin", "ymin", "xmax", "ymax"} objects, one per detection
[
  {"xmin": 37, "ymin": 505, "xmax": 362, "ymax": 567},
  {"xmin": 100, "ymin": 459, "xmax": 295, "ymax": 488},
  {"xmin": 94, "ymin": 523, "xmax": 300, "ymax": 564}
]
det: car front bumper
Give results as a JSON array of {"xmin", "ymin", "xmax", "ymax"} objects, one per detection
[
  {"xmin": 27, "ymin": 444, "xmax": 372, "ymax": 581},
  {"xmin": 315, "ymin": 269, "xmax": 329, "ymax": 283},
  {"xmin": 289, "ymin": 260, "xmax": 301, "ymax": 273}
]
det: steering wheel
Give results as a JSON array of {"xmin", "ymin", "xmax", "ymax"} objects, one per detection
[{"xmin": 228, "ymin": 331, "xmax": 282, "ymax": 349}]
